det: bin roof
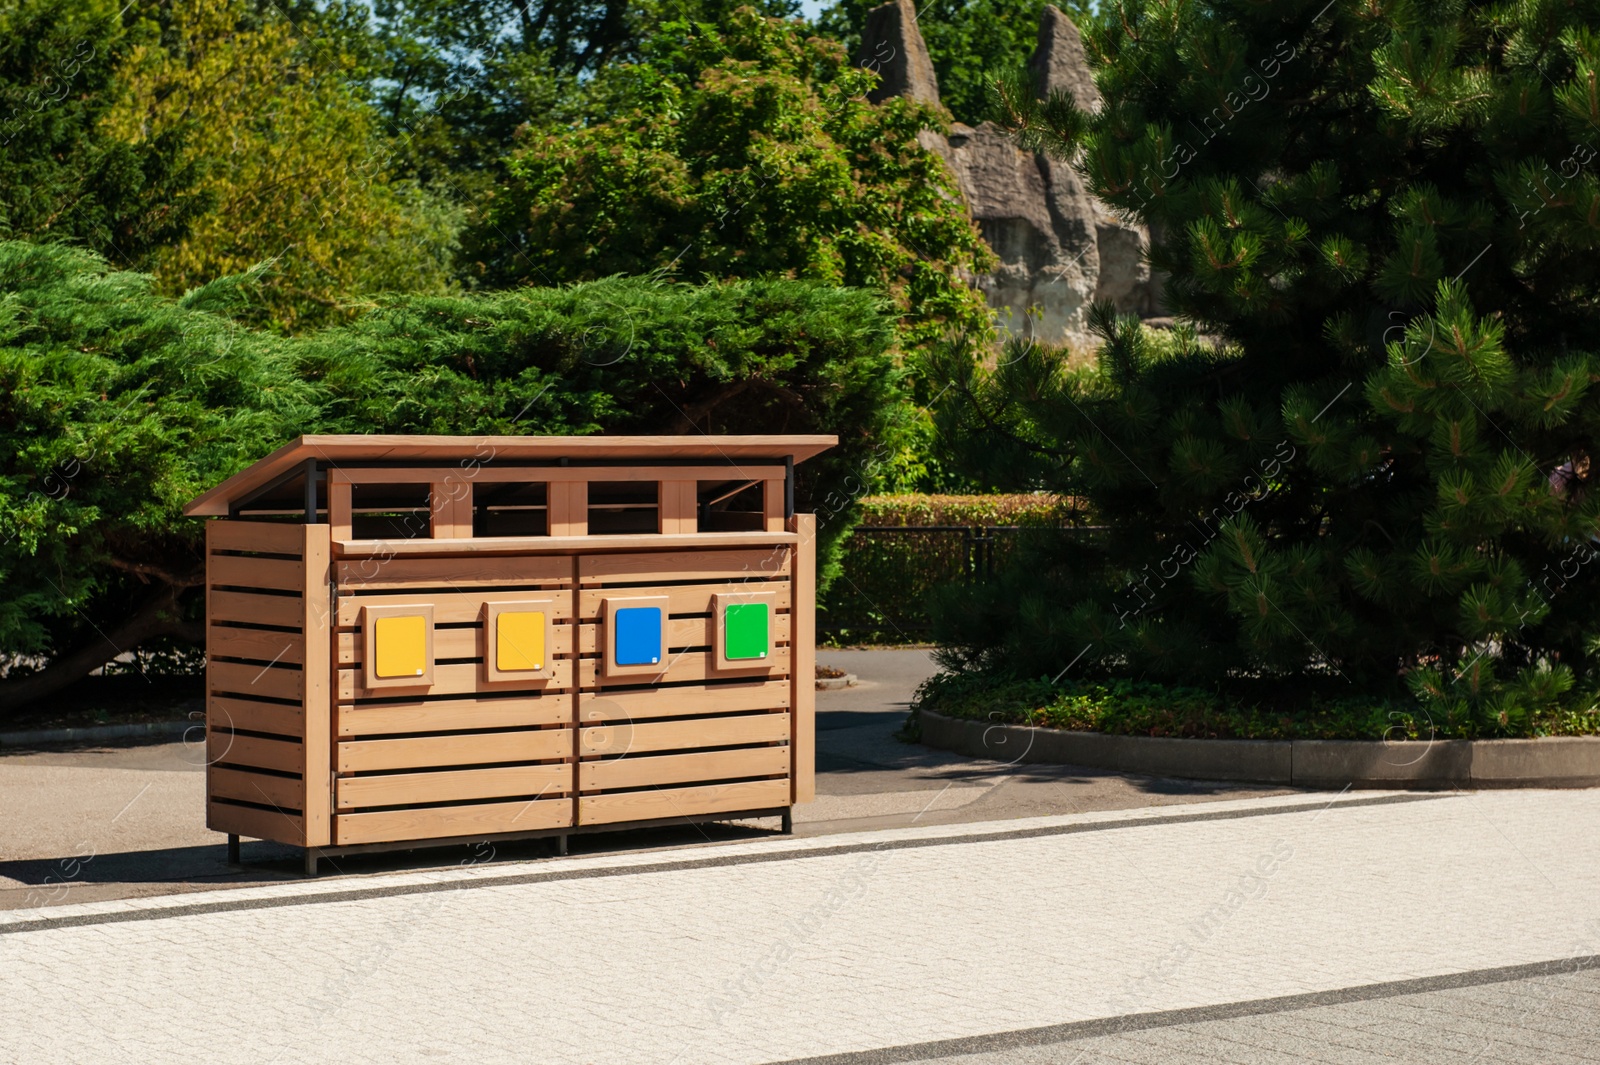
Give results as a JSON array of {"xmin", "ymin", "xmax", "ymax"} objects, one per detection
[{"xmin": 183, "ymin": 434, "xmax": 838, "ymax": 517}]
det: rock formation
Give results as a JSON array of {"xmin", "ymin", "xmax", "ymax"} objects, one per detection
[{"xmin": 860, "ymin": 2, "xmax": 1162, "ymax": 347}]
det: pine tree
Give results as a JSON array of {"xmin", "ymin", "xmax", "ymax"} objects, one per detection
[{"xmin": 934, "ymin": 0, "xmax": 1600, "ymax": 730}]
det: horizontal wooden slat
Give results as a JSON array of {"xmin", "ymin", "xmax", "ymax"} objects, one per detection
[
  {"xmin": 208, "ymin": 799, "xmax": 303, "ymax": 845},
  {"xmin": 332, "ymin": 465, "xmax": 785, "ymax": 485},
  {"xmin": 336, "ymin": 625, "xmax": 573, "ymax": 666},
  {"xmin": 579, "ymin": 680, "xmax": 790, "ymax": 722},
  {"xmin": 578, "ymin": 779, "xmax": 790, "ymax": 826},
  {"xmin": 208, "ymin": 520, "xmax": 306, "ymax": 556},
  {"xmin": 337, "ymin": 555, "xmax": 573, "ymax": 590},
  {"xmin": 338, "ymin": 729, "xmax": 573, "ymax": 773},
  {"xmin": 337, "ymin": 589, "xmax": 575, "ymax": 627},
  {"xmin": 578, "ymin": 581, "xmax": 789, "ymax": 619},
  {"xmin": 577, "ymin": 615, "xmax": 789, "ymax": 655},
  {"xmin": 209, "ymin": 661, "xmax": 303, "ymax": 702},
  {"xmin": 579, "ymin": 548, "xmax": 790, "ymax": 585},
  {"xmin": 210, "ymin": 766, "xmax": 304, "ymax": 810},
  {"xmin": 337, "ymin": 764, "xmax": 572, "ymax": 810},
  {"xmin": 335, "ymin": 531, "xmax": 797, "ymax": 556},
  {"xmin": 579, "ymin": 647, "xmax": 790, "ymax": 689},
  {"xmin": 334, "ymin": 797, "xmax": 572, "ymax": 845},
  {"xmin": 209, "ymin": 553, "xmax": 303, "ymax": 592},
  {"xmin": 209, "ymin": 625, "xmax": 304, "ymax": 666},
  {"xmin": 208, "ymin": 696, "xmax": 304, "ymax": 738},
  {"xmin": 579, "ymin": 713, "xmax": 788, "ymax": 756},
  {"xmin": 338, "ymin": 694, "xmax": 573, "ymax": 736},
  {"xmin": 338, "ymin": 660, "xmax": 572, "ymax": 701},
  {"xmin": 209, "ymin": 590, "xmax": 305, "ymax": 629},
  {"xmin": 580, "ymin": 747, "xmax": 789, "ymax": 791},
  {"xmin": 210, "ymin": 730, "xmax": 303, "ymax": 774}
]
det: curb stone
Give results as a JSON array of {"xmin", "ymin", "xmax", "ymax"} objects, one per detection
[
  {"xmin": 917, "ymin": 709, "xmax": 1600, "ymax": 789},
  {"xmin": 0, "ymin": 720, "xmax": 193, "ymax": 747}
]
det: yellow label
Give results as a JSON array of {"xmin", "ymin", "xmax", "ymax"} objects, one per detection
[
  {"xmin": 497, "ymin": 611, "xmax": 546, "ymax": 672},
  {"xmin": 373, "ymin": 615, "xmax": 428, "ymax": 678}
]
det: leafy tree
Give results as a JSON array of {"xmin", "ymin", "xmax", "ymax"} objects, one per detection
[
  {"xmin": 0, "ymin": 0, "xmax": 206, "ymax": 265},
  {"xmin": 105, "ymin": 0, "xmax": 462, "ymax": 330},
  {"xmin": 933, "ymin": 0, "xmax": 1600, "ymax": 731},
  {"xmin": 0, "ymin": 240, "xmax": 907, "ymax": 711},
  {"xmin": 476, "ymin": 7, "xmax": 994, "ymax": 349},
  {"xmin": 335, "ymin": 0, "xmax": 801, "ymax": 187},
  {"xmin": 815, "ymin": 0, "xmax": 1090, "ymax": 126}
]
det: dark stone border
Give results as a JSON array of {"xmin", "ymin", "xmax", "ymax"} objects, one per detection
[
  {"xmin": 918, "ymin": 709, "xmax": 1600, "ymax": 788},
  {"xmin": 773, "ymin": 953, "xmax": 1600, "ymax": 1063},
  {"xmin": 0, "ymin": 720, "xmax": 191, "ymax": 747}
]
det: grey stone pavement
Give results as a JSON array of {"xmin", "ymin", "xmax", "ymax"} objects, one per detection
[
  {"xmin": 3, "ymin": 649, "xmax": 1598, "ymax": 1063},
  {"xmin": 0, "ymin": 649, "xmax": 1289, "ymax": 907}
]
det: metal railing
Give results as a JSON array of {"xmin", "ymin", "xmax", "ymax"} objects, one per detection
[{"xmin": 820, "ymin": 524, "xmax": 1103, "ymax": 642}]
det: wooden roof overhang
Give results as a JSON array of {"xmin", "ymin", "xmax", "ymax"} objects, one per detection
[{"xmin": 183, "ymin": 434, "xmax": 838, "ymax": 518}]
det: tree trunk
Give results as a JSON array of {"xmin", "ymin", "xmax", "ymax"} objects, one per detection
[{"xmin": 0, "ymin": 586, "xmax": 202, "ymax": 714}]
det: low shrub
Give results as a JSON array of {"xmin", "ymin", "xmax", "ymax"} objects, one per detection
[{"xmin": 914, "ymin": 671, "xmax": 1600, "ymax": 741}]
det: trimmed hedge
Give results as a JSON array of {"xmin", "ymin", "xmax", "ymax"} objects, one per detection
[{"xmin": 821, "ymin": 494, "xmax": 1073, "ymax": 645}]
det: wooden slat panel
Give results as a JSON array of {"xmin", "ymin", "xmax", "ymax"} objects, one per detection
[
  {"xmin": 211, "ymin": 766, "xmax": 303, "ymax": 810},
  {"xmin": 431, "ymin": 480, "xmax": 474, "ymax": 538},
  {"xmin": 209, "ymin": 625, "xmax": 305, "ymax": 665},
  {"xmin": 208, "ymin": 520, "xmax": 305, "ymax": 556},
  {"xmin": 660, "ymin": 479, "xmax": 696, "ymax": 535},
  {"xmin": 336, "ymin": 624, "xmax": 573, "ymax": 666},
  {"xmin": 579, "ymin": 680, "xmax": 789, "ymax": 723},
  {"xmin": 578, "ymin": 779, "xmax": 790, "ymax": 826},
  {"xmin": 211, "ymin": 731, "xmax": 303, "ymax": 774},
  {"xmin": 577, "ymin": 615, "xmax": 790, "ymax": 655},
  {"xmin": 791, "ymin": 512, "xmax": 816, "ymax": 805},
  {"xmin": 763, "ymin": 478, "xmax": 785, "ymax": 533},
  {"xmin": 337, "ymin": 660, "xmax": 572, "ymax": 701},
  {"xmin": 337, "ymin": 554, "xmax": 573, "ymax": 590},
  {"xmin": 208, "ymin": 696, "xmax": 304, "ymax": 737},
  {"xmin": 548, "ymin": 481, "xmax": 586, "ymax": 537},
  {"xmin": 338, "ymin": 589, "xmax": 574, "ymax": 627},
  {"xmin": 208, "ymin": 799, "xmax": 303, "ymax": 845},
  {"xmin": 338, "ymin": 694, "xmax": 573, "ymax": 736},
  {"xmin": 578, "ymin": 647, "xmax": 790, "ymax": 689},
  {"xmin": 209, "ymin": 661, "xmax": 303, "ymax": 702},
  {"xmin": 338, "ymin": 728, "xmax": 572, "ymax": 773},
  {"xmin": 301, "ymin": 523, "xmax": 333, "ymax": 849},
  {"xmin": 578, "ymin": 548, "xmax": 790, "ymax": 585},
  {"xmin": 337, "ymin": 764, "xmax": 572, "ymax": 811},
  {"xmin": 334, "ymin": 796, "xmax": 572, "ymax": 845},
  {"xmin": 209, "ymin": 553, "xmax": 303, "ymax": 592},
  {"xmin": 579, "ymin": 713, "xmax": 788, "ymax": 756},
  {"xmin": 578, "ymin": 581, "xmax": 789, "ymax": 619},
  {"xmin": 209, "ymin": 590, "xmax": 305, "ymax": 629},
  {"xmin": 580, "ymin": 747, "xmax": 789, "ymax": 791},
  {"xmin": 330, "ymin": 479, "xmax": 353, "ymax": 539}
]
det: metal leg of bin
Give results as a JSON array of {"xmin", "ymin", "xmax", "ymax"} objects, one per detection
[
  {"xmin": 781, "ymin": 810, "xmax": 793, "ymax": 834},
  {"xmin": 304, "ymin": 848, "xmax": 318, "ymax": 877},
  {"xmin": 555, "ymin": 834, "xmax": 568, "ymax": 857},
  {"xmin": 227, "ymin": 834, "xmax": 241, "ymax": 866}
]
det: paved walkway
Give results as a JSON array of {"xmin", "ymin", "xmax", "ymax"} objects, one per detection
[
  {"xmin": 0, "ymin": 649, "xmax": 1288, "ymax": 905},
  {"xmin": 3, "ymin": 789, "xmax": 1598, "ymax": 1063}
]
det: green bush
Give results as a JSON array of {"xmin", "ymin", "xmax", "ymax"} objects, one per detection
[
  {"xmin": 915, "ymin": 672, "xmax": 1600, "ymax": 741},
  {"xmin": 821, "ymin": 493, "xmax": 1073, "ymax": 644},
  {"xmin": 0, "ymin": 240, "xmax": 909, "ymax": 709}
]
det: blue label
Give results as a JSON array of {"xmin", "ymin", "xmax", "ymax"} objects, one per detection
[{"xmin": 614, "ymin": 606, "xmax": 663, "ymax": 666}]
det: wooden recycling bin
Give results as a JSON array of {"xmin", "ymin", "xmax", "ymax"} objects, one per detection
[{"xmin": 183, "ymin": 434, "xmax": 834, "ymax": 873}]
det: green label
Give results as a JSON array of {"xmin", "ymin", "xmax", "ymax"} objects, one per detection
[{"xmin": 724, "ymin": 603, "xmax": 769, "ymax": 660}]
